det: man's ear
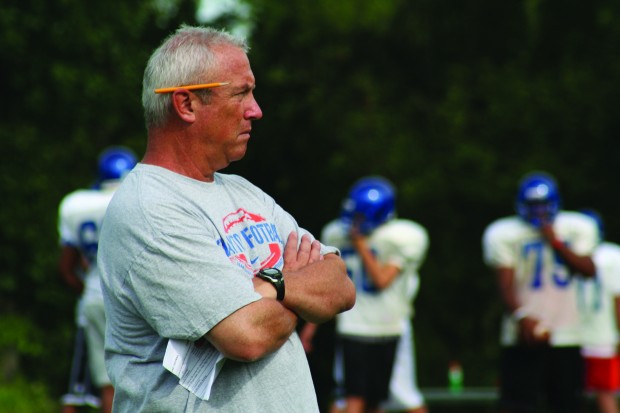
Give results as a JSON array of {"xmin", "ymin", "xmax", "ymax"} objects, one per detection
[{"xmin": 171, "ymin": 90, "xmax": 197, "ymax": 123}]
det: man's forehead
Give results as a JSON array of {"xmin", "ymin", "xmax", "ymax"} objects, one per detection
[{"xmin": 211, "ymin": 48, "xmax": 252, "ymax": 76}]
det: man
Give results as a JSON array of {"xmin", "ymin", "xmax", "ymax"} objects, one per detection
[
  {"xmin": 482, "ymin": 171, "xmax": 598, "ymax": 413},
  {"xmin": 97, "ymin": 25, "xmax": 355, "ymax": 413},
  {"xmin": 58, "ymin": 146, "xmax": 137, "ymax": 413},
  {"xmin": 577, "ymin": 209, "xmax": 620, "ymax": 413},
  {"xmin": 302, "ymin": 176, "xmax": 429, "ymax": 413}
]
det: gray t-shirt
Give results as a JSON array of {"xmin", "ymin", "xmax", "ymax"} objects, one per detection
[{"xmin": 98, "ymin": 164, "xmax": 327, "ymax": 412}]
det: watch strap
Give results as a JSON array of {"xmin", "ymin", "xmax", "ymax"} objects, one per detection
[
  {"xmin": 274, "ymin": 277, "xmax": 285, "ymax": 301},
  {"xmin": 258, "ymin": 268, "xmax": 285, "ymax": 301}
]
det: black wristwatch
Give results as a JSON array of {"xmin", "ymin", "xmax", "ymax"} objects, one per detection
[{"xmin": 257, "ymin": 267, "xmax": 285, "ymax": 301}]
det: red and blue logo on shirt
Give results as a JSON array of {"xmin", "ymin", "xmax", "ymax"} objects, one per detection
[{"xmin": 217, "ymin": 208, "xmax": 283, "ymax": 275}]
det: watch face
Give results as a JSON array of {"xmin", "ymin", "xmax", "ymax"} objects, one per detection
[
  {"xmin": 262, "ymin": 268, "xmax": 281, "ymax": 278},
  {"xmin": 259, "ymin": 268, "xmax": 284, "ymax": 301}
]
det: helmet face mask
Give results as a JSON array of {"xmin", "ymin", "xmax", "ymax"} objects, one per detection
[
  {"xmin": 517, "ymin": 200, "xmax": 558, "ymax": 228},
  {"xmin": 340, "ymin": 177, "xmax": 396, "ymax": 235},
  {"xmin": 515, "ymin": 173, "xmax": 560, "ymax": 228}
]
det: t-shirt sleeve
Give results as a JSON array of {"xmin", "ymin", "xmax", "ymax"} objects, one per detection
[{"xmin": 130, "ymin": 223, "xmax": 261, "ymax": 342}]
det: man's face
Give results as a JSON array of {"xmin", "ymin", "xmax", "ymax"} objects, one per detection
[{"xmin": 196, "ymin": 44, "xmax": 263, "ymax": 171}]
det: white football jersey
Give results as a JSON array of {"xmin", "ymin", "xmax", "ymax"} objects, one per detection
[
  {"xmin": 482, "ymin": 211, "xmax": 598, "ymax": 346},
  {"xmin": 323, "ymin": 218, "xmax": 429, "ymax": 337},
  {"xmin": 577, "ymin": 242, "xmax": 620, "ymax": 356},
  {"xmin": 58, "ymin": 184, "xmax": 119, "ymax": 297}
]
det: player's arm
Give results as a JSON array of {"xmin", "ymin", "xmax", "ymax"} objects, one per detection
[
  {"xmin": 496, "ymin": 266, "xmax": 519, "ymax": 314},
  {"xmin": 351, "ymin": 233, "xmax": 400, "ymax": 289},
  {"xmin": 615, "ymin": 296, "xmax": 620, "ymax": 333},
  {"xmin": 540, "ymin": 223, "xmax": 596, "ymax": 277},
  {"xmin": 495, "ymin": 266, "xmax": 548, "ymax": 345},
  {"xmin": 58, "ymin": 245, "xmax": 86, "ymax": 295},
  {"xmin": 299, "ymin": 322, "xmax": 319, "ymax": 353}
]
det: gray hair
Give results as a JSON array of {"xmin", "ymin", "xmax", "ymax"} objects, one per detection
[{"xmin": 142, "ymin": 25, "xmax": 249, "ymax": 130}]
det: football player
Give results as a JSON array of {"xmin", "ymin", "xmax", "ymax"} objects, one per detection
[
  {"xmin": 577, "ymin": 209, "xmax": 620, "ymax": 413},
  {"xmin": 482, "ymin": 171, "xmax": 598, "ymax": 413},
  {"xmin": 58, "ymin": 147, "xmax": 137, "ymax": 413},
  {"xmin": 301, "ymin": 176, "xmax": 429, "ymax": 413}
]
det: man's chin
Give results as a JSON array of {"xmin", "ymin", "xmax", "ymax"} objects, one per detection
[{"xmin": 230, "ymin": 146, "xmax": 248, "ymax": 163}]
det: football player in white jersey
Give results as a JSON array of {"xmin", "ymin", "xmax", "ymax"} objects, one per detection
[
  {"xmin": 482, "ymin": 172, "xmax": 598, "ymax": 413},
  {"xmin": 301, "ymin": 176, "xmax": 429, "ymax": 413},
  {"xmin": 577, "ymin": 209, "xmax": 620, "ymax": 413},
  {"xmin": 58, "ymin": 147, "xmax": 137, "ymax": 413}
]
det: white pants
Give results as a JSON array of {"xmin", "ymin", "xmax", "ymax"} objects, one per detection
[
  {"xmin": 382, "ymin": 320, "xmax": 425, "ymax": 410},
  {"xmin": 333, "ymin": 320, "xmax": 425, "ymax": 410}
]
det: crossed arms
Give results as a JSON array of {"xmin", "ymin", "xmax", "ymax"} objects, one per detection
[{"xmin": 206, "ymin": 232, "xmax": 356, "ymax": 361}]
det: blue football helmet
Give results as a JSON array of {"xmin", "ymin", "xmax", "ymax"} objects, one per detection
[
  {"xmin": 98, "ymin": 147, "xmax": 137, "ymax": 182},
  {"xmin": 340, "ymin": 177, "xmax": 396, "ymax": 234},
  {"xmin": 515, "ymin": 172, "xmax": 561, "ymax": 227},
  {"xmin": 580, "ymin": 208, "xmax": 604, "ymax": 243}
]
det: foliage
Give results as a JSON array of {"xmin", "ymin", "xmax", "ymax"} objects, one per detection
[
  {"xmin": 0, "ymin": 315, "xmax": 44, "ymax": 357},
  {"xmin": 0, "ymin": 0, "xmax": 200, "ymax": 399},
  {"xmin": 0, "ymin": 377, "xmax": 58, "ymax": 413}
]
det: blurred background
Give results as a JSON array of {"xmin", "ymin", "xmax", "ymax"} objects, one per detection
[{"xmin": 1, "ymin": 0, "xmax": 619, "ymax": 411}]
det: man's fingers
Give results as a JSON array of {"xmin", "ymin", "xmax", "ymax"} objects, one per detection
[
  {"xmin": 308, "ymin": 240, "xmax": 321, "ymax": 263},
  {"xmin": 296, "ymin": 234, "xmax": 312, "ymax": 263},
  {"xmin": 282, "ymin": 231, "xmax": 321, "ymax": 270},
  {"xmin": 283, "ymin": 231, "xmax": 298, "ymax": 264}
]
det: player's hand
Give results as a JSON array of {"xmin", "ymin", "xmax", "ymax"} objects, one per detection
[
  {"xmin": 518, "ymin": 317, "xmax": 550, "ymax": 346},
  {"xmin": 282, "ymin": 232, "xmax": 322, "ymax": 273},
  {"xmin": 349, "ymin": 217, "xmax": 368, "ymax": 251},
  {"xmin": 540, "ymin": 222, "xmax": 556, "ymax": 244},
  {"xmin": 299, "ymin": 322, "xmax": 318, "ymax": 353},
  {"xmin": 349, "ymin": 215, "xmax": 364, "ymax": 238}
]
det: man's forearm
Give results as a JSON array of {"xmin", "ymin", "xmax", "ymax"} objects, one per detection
[{"xmin": 206, "ymin": 298, "xmax": 298, "ymax": 362}]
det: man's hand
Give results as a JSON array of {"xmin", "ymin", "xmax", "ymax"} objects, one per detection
[
  {"xmin": 268, "ymin": 232, "xmax": 355, "ymax": 324},
  {"xmin": 253, "ymin": 232, "xmax": 322, "ymax": 299},
  {"xmin": 282, "ymin": 232, "xmax": 322, "ymax": 272}
]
